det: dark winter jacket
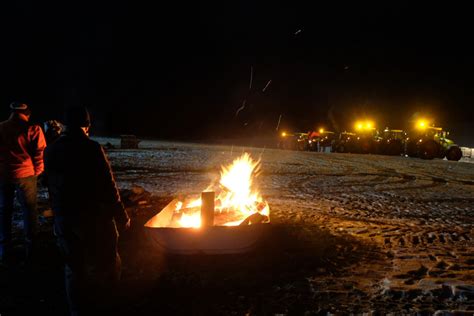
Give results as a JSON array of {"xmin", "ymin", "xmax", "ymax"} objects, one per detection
[
  {"xmin": 44, "ymin": 128, "xmax": 129, "ymax": 232},
  {"xmin": 0, "ymin": 113, "xmax": 46, "ymax": 179}
]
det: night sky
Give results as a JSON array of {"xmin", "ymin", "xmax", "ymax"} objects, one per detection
[{"xmin": 1, "ymin": 2, "xmax": 473, "ymax": 145}]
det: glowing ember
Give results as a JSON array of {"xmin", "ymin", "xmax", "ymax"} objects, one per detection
[
  {"xmin": 169, "ymin": 153, "xmax": 269, "ymax": 228},
  {"xmin": 179, "ymin": 212, "xmax": 201, "ymax": 227}
]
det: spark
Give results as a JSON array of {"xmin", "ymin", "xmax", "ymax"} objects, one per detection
[
  {"xmin": 294, "ymin": 29, "xmax": 302, "ymax": 35},
  {"xmin": 235, "ymin": 99, "xmax": 246, "ymax": 117},
  {"xmin": 259, "ymin": 146, "xmax": 266, "ymax": 160},
  {"xmin": 262, "ymin": 79, "xmax": 272, "ymax": 92},
  {"xmin": 275, "ymin": 114, "xmax": 282, "ymax": 131},
  {"xmin": 249, "ymin": 66, "xmax": 253, "ymax": 90}
]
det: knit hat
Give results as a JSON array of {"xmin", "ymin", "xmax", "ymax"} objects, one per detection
[{"xmin": 64, "ymin": 106, "xmax": 91, "ymax": 128}]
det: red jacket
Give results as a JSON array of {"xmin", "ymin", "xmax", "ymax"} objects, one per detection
[{"xmin": 0, "ymin": 113, "xmax": 46, "ymax": 179}]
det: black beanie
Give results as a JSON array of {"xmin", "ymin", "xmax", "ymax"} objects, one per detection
[{"xmin": 64, "ymin": 106, "xmax": 91, "ymax": 128}]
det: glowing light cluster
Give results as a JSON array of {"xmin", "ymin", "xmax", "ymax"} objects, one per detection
[
  {"xmin": 354, "ymin": 120, "xmax": 375, "ymax": 131},
  {"xmin": 416, "ymin": 119, "xmax": 430, "ymax": 130}
]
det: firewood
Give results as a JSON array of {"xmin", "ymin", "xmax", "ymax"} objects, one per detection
[
  {"xmin": 239, "ymin": 213, "xmax": 269, "ymax": 226},
  {"xmin": 201, "ymin": 191, "xmax": 215, "ymax": 227}
]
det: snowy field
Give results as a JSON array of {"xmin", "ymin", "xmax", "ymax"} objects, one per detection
[{"xmin": 95, "ymin": 138, "xmax": 474, "ymax": 314}]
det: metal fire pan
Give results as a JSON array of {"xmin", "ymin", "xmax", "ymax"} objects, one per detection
[{"xmin": 144, "ymin": 199, "xmax": 270, "ymax": 255}]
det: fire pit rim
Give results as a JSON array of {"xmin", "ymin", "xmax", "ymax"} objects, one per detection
[{"xmin": 144, "ymin": 198, "xmax": 270, "ymax": 254}]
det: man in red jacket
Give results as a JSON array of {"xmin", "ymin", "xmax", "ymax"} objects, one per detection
[{"xmin": 0, "ymin": 102, "xmax": 46, "ymax": 263}]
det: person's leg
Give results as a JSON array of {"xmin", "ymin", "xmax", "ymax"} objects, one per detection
[
  {"xmin": 64, "ymin": 251, "xmax": 86, "ymax": 316},
  {"xmin": 56, "ymin": 226, "xmax": 86, "ymax": 316},
  {"xmin": 100, "ymin": 222, "xmax": 121, "ymax": 284},
  {"xmin": 90, "ymin": 221, "xmax": 121, "ymax": 311},
  {"xmin": 15, "ymin": 176, "xmax": 38, "ymax": 258},
  {"xmin": 0, "ymin": 180, "xmax": 15, "ymax": 262}
]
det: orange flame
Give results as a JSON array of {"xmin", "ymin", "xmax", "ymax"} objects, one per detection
[{"xmin": 175, "ymin": 153, "xmax": 269, "ymax": 228}]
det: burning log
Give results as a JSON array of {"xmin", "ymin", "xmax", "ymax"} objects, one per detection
[
  {"xmin": 239, "ymin": 212, "xmax": 269, "ymax": 226},
  {"xmin": 201, "ymin": 191, "xmax": 215, "ymax": 227}
]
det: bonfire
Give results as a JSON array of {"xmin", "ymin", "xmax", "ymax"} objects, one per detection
[{"xmin": 146, "ymin": 153, "xmax": 270, "ymax": 228}]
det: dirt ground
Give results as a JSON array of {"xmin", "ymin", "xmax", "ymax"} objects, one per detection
[{"xmin": 1, "ymin": 139, "xmax": 473, "ymax": 315}]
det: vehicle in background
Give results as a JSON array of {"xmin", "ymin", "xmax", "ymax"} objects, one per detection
[
  {"xmin": 379, "ymin": 128, "xmax": 407, "ymax": 156},
  {"xmin": 406, "ymin": 120, "xmax": 462, "ymax": 161},
  {"xmin": 333, "ymin": 131, "xmax": 357, "ymax": 153},
  {"xmin": 277, "ymin": 118, "xmax": 463, "ymax": 161},
  {"xmin": 278, "ymin": 131, "xmax": 309, "ymax": 151},
  {"xmin": 295, "ymin": 132, "xmax": 310, "ymax": 151},
  {"xmin": 308, "ymin": 129, "xmax": 336, "ymax": 152},
  {"xmin": 352, "ymin": 120, "xmax": 380, "ymax": 154}
]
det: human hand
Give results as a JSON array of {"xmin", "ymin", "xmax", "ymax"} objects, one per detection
[{"xmin": 123, "ymin": 217, "xmax": 131, "ymax": 231}]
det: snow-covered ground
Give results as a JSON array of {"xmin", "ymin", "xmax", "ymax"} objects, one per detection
[{"xmin": 98, "ymin": 138, "xmax": 474, "ymax": 313}]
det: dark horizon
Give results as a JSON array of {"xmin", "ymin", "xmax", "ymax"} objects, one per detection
[{"xmin": 1, "ymin": 2, "xmax": 473, "ymax": 146}]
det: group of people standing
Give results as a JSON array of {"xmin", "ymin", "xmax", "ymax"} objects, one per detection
[{"xmin": 0, "ymin": 102, "xmax": 130, "ymax": 315}]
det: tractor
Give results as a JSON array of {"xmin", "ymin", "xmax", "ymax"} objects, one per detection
[
  {"xmin": 406, "ymin": 123, "xmax": 462, "ymax": 161},
  {"xmin": 351, "ymin": 120, "xmax": 381, "ymax": 154},
  {"xmin": 333, "ymin": 131, "xmax": 358, "ymax": 153},
  {"xmin": 278, "ymin": 131, "xmax": 309, "ymax": 151},
  {"xmin": 379, "ymin": 129, "xmax": 407, "ymax": 156},
  {"xmin": 295, "ymin": 132, "xmax": 310, "ymax": 151},
  {"xmin": 308, "ymin": 129, "xmax": 336, "ymax": 152},
  {"xmin": 278, "ymin": 131, "xmax": 297, "ymax": 150}
]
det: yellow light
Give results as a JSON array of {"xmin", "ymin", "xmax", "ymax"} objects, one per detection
[
  {"xmin": 281, "ymin": 132, "xmax": 287, "ymax": 137},
  {"xmin": 365, "ymin": 121, "xmax": 373, "ymax": 129},
  {"xmin": 319, "ymin": 128, "xmax": 324, "ymax": 133},
  {"xmin": 417, "ymin": 120, "xmax": 427, "ymax": 129},
  {"xmin": 355, "ymin": 121, "xmax": 363, "ymax": 130}
]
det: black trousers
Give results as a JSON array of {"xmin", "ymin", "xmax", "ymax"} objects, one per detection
[{"xmin": 54, "ymin": 218, "xmax": 121, "ymax": 316}]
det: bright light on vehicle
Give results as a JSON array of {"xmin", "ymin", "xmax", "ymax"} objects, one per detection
[
  {"xmin": 417, "ymin": 120, "xmax": 428, "ymax": 130},
  {"xmin": 281, "ymin": 132, "xmax": 287, "ymax": 137},
  {"xmin": 319, "ymin": 128, "xmax": 324, "ymax": 133},
  {"xmin": 355, "ymin": 120, "xmax": 374, "ymax": 131}
]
